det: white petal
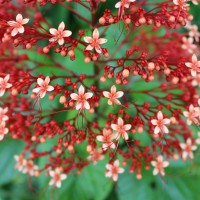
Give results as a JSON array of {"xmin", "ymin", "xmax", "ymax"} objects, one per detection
[{"xmin": 93, "ymin": 28, "xmax": 99, "ymax": 39}]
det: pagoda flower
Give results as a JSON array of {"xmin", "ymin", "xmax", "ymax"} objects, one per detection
[
  {"xmin": 0, "ymin": 107, "xmax": 9, "ymax": 122},
  {"xmin": 49, "ymin": 168, "xmax": 67, "ymax": 188},
  {"xmin": 185, "ymin": 54, "xmax": 200, "ymax": 77},
  {"xmin": 180, "ymin": 138, "xmax": 197, "ymax": 160},
  {"xmin": 84, "ymin": 28, "xmax": 107, "ymax": 54},
  {"xmin": 111, "ymin": 117, "xmax": 131, "ymax": 140},
  {"xmin": 0, "ymin": 122, "xmax": 8, "ymax": 141},
  {"xmin": 96, "ymin": 128, "xmax": 115, "ymax": 150},
  {"xmin": 151, "ymin": 155, "xmax": 169, "ymax": 176},
  {"xmin": 87, "ymin": 149, "xmax": 104, "ymax": 165},
  {"xmin": 70, "ymin": 85, "xmax": 93, "ymax": 110},
  {"xmin": 14, "ymin": 155, "xmax": 27, "ymax": 172},
  {"xmin": 103, "ymin": 85, "xmax": 124, "ymax": 106},
  {"xmin": 7, "ymin": 14, "xmax": 29, "ymax": 37},
  {"xmin": 183, "ymin": 104, "xmax": 199, "ymax": 125},
  {"xmin": 32, "ymin": 76, "xmax": 54, "ymax": 98},
  {"xmin": 0, "ymin": 74, "xmax": 12, "ymax": 96},
  {"xmin": 173, "ymin": 0, "xmax": 189, "ymax": 9},
  {"xmin": 105, "ymin": 160, "xmax": 124, "ymax": 181},
  {"xmin": 151, "ymin": 111, "xmax": 170, "ymax": 134},
  {"xmin": 49, "ymin": 22, "xmax": 72, "ymax": 45},
  {"xmin": 22, "ymin": 160, "xmax": 39, "ymax": 176},
  {"xmin": 181, "ymin": 37, "xmax": 196, "ymax": 54}
]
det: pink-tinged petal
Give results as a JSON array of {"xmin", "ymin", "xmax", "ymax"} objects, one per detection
[
  {"xmin": 93, "ymin": 28, "xmax": 99, "ymax": 39},
  {"xmin": 84, "ymin": 36, "xmax": 92, "ymax": 43},
  {"xmin": 160, "ymin": 170, "xmax": 165, "ymax": 176},
  {"xmin": 154, "ymin": 126, "xmax": 160, "ymax": 134},
  {"xmin": 105, "ymin": 171, "xmax": 112, "ymax": 177},
  {"xmin": 7, "ymin": 21, "xmax": 17, "ymax": 26},
  {"xmin": 32, "ymin": 88, "xmax": 40, "ymax": 93},
  {"xmin": 115, "ymin": 2, "xmax": 121, "ymax": 8},
  {"xmin": 163, "ymin": 161, "xmax": 169, "ymax": 167},
  {"xmin": 18, "ymin": 26, "xmax": 24, "ymax": 33},
  {"xmin": 39, "ymin": 92, "xmax": 46, "ymax": 98},
  {"xmin": 129, "ymin": 0, "xmax": 136, "ymax": 2},
  {"xmin": 49, "ymin": 28, "xmax": 58, "ymax": 35},
  {"xmin": 78, "ymin": 85, "xmax": 85, "ymax": 95},
  {"xmin": 157, "ymin": 111, "xmax": 163, "ymax": 120},
  {"xmin": 0, "ymin": 89, "xmax": 5, "ymax": 96},
  {"xmin": 76, "ymin": 102, "xmax": 82, "ymax": 110},
  {"xmin": 151, "ymin": 161, "xmax": 156, "ymax": 167},
  {"xmin": 183, "ymin": 111, "xmax": 188, "ymax": 117},
  {"xmin": 153, "ymin": 168, "xmax": 159, "ymax": 175},
  {"xmin": 63, "ymin": 30, "xmax": 72, "ymax": 37},
  {"xmin": 86, "ymin": 45, "xmax": 94, "ymax": 51},
  {"xmin": 113, "ymin": 174, "xmax": 118, "ymax": 181},
  {"xmin": 106, "ymin": 164, "xmax": 112, "ymax": 170},
  {"xmin": 6, "ymin": 83, "xmax": 12, "ymax": 88},
  {"xmin": 151, "ymin": 119, "xmax": 158, "ymax": 125},
  {"xmin": 70, "ymin": 93, "xmax": 79, "ymax": 100},
  {"xmin": 162, "ymin": 126, "xmax": 169, "ymax": 134},
  {"xmin": 58, "ymin": 38, "xmax": 64, "ymax": 45},
  {"xmin": 192, "ymin": 145, "xmax": 197, "ymax": 150},
  {"xmin": 111, "ymin": 85, "xmax": 116, "ymax": 94},
  {"xmin": 58, "ymin": 22, "xmax": 65, "ymax": 31},
  {"xmin": 84, "ymin": 101, "xmax": 90, "ymax": 110},
  {"xmin": 49, "ymin": 179, "xmax": 54, "ymax": 186},
  {"xmin": 56, "ymin": 181, "xmax": 61, "ymax": 188},
  {"xmin": 124, "ymin": 124, "xmax": 131, "ymax": 131},
  {"xmin": 22, "ymin": 18, "xmax": 29, "ymax": 24},
  {"xmin": 4, "ymin": 128, "xmax": 8, "ymax": 134},
  {"xmin": 124, "ymin": 3, "xmax": 129, "ymax": 8},
  {"xmin": 103, "ymin": 91, "xmax": 110, "ymax": 98},
  {"xmin": 49, "ymin": 170, "xmax": 55, "ymax": 177},
  {"xmin": 189, "ymin": 152, "xmax": 194, "ymax": 159},
  {"xmin": 118, "ymin": 117, "xmax": 124, "ymax": 126},
  {"xmin": 191, "ymin": 70, "xmax": 197, "ymax": 77},
  {"xmin": 37, "ymin": 78, "xmax": 44, "ymax": 86},
  {"xmin": 123, "ymin": 132, "xmax": 129, "ymax": 140},
  {"xmin": 114, "ymin": 99, "xmax": 121, "ymax": 105},
  {"xmin": 192, "ymin": 54, "xmax": 197, "ymax": 62},
  {"xmin": 163, "ymin": 118, "xmax": 170, "ymax": 124},
  {"xmin": 84, "ymin": 92, "xmax": 93, "ymax": 99},
  {"xmin": 157, "ymin": 155, "xmax": 163, "ymax": 162},
  {"xmin": 98, "ymin": 38, "xmax": 107, "ymax": 44},
  {"xmin": 45, "ymin": 76, "xmax": 50, "ymax": 84},
  {"xmin": 96, "ymin": 135, "xmax": 103, "ymax": 142},
  {"xmin": 111, "ymin": 124, "xmax": 117, "ymax": 131},
  {"xmin": 182, "ymin": 151, "xmax": 188, "ymax": 160},
  {"xmin": 118, "ymin": 168, "xmax": 124, "ymax": 173},
  {"xmin": 185, "ymin": 63, "xmax": 192, "ymax": 68},
  {"xmin": 95, "ymin": 46, "xmax": 102, "ymax": 54},
  {"xmin": 0, "ymin": 135, "xmax": 5, "ymax": 141},
  {"xmin": 47, "ymin": 85, "xmax": 54, "ymax": 92},
  {"xmin": 180, "ymin": 143, "xmax": 186, "ymax": 149},
  {"xmin": 107, "ymin": 99, "xmax": 113, "ymax": 105},
  {"xmin": 4, "ymin": 75, "xmax": 10, "ymax": 82},
  {"xmin": 16, "ymin": 14, "xmax": 23, "ymax": 21},
  {"xmin": 49, "ymin": 37, "xmax": 56, "ymax": 42},
  {"xmin": 111, "ymin": 143, "xmax": 115, "ymax": 149},
  {"xmin": 116, "ymin": 91, "xmax": 124, "ymax": 98},
  {"xmin": 11, "ymin": 28, "xmax": 18, "ymax": 37},
  {"xmin": 61, "ymin": 174, "xmax": 67, "ymax": 180},
  {"xmin": 114, "ymin": 160, "xmax": 119, "ymax": 167},
  {"xmin": 186, "ymin": 138, "xmax": 192, "ymax": 145}
]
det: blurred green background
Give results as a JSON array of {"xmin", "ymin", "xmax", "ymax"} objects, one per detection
[{"xmin": 1, "ymin": 1, "xmax": 200, "ymax": 200}]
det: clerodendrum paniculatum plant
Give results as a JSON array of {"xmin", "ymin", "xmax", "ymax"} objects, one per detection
[{"xmin": 0, "ymin": 0, "xmax": 200, "ymax": 188}]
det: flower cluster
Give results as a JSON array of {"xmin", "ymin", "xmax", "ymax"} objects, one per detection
[{"xmin": 0, "ymin": 0, "xmax": 200, "ymax": 186}]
